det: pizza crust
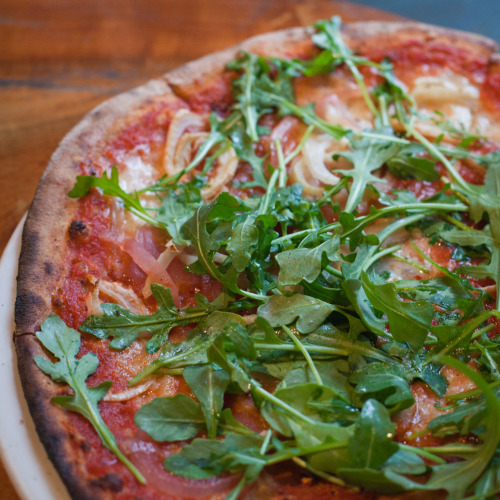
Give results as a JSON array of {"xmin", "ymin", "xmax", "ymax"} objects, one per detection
[
  {"xmin": 343, "ymin": 20, "xmax": 498, "ymax": 54},
  {"xmin": 14, "ymin": 334, "xmax": 121, "ymax": 500},
  {"xmin": 13, "ymin": 21, "xmax": 500, "ymax": 500}
]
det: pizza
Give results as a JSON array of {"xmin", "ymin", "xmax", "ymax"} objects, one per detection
[{"xmin": 13, "ymin": 17, "xmax": 500, "ymax": 499}]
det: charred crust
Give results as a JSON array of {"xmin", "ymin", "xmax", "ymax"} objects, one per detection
[
  {"xmin": 69, "ymin": 220, "xmax": 88, "ymax": 239},
  {"xmin": 91, "ymin": 474, "xmax": 124, "ymax": 492},
  {"xmin": 15, "ymin": 335, "xmax": 115, "ymax": 500},
  {"xmin": 44, "ymin": 261, "xmax": 55, "ymax": 276},
  {"xmin": 14, "ymin": 292, "xmax": 45, "ymax": 329},
  {"xmin": 15, "ymin": 336, "xmax": 80, "ymax": 495}
]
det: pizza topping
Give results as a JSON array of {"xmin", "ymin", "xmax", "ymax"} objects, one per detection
[
  {"xmin": 90, "ymin": 279, "xmax": 149, "ymax": 315},
  {"xmin": 31, "ymin": 16, "xmax": 500, "ymax": 499},
  {"xmin": 122, "ymin": 238, "xmax": 180, "ymax": 306},
  {"xmin": 103, "ymin": 379, "xmax": 154, "ymax": 402},
  {"xmin": 33, "ymin": 315, "xmax": 146, "ymax": 484},
  {"xmin": 121, "ymin": 440, "xmax": 242, "ymax": 497}
]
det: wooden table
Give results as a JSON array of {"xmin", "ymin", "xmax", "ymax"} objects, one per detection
[{"xmin": 0, "ymin": 1, "xmax": 400, "ymax": 498}]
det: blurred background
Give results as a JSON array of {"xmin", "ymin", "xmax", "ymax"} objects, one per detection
[{"xmin": 356, "ymin": 0, "xmax": 500, "ymax": 42}]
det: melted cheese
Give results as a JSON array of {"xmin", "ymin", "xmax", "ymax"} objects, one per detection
[
  {"xmin": 412, "ymin": 73, "xmax": 479, "ymax": 104},
  {"xmin": 411, "ymin": 71, "xmax": 480, "ymax": 138},
  {"xmin": 120, "ymin": 155, "xmax": 158, "ymax": 192},
  {"xmin": 94, "ymin": 279, "xmax": 149, "ymax": 314}
]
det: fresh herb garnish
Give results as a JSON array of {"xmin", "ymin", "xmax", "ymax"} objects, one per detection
[
  {"xmin": 36, "ymin": 15, "xmax": 500, "ymax": 497},
  {"xmin": 34, "ymin": 315, "xmax": 146, "ymax": 484}
]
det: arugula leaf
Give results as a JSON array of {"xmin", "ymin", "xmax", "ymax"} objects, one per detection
[
  {"xmin": 386, "ymin": 144, "xmax": 439, "ymax": 181},
  {"xmin": 129, "ymin": 311, "xmax": 247, "ymax": 385},
  {"xmin": 68, "ymin": 166, "xmax": 158, "ymax": 226},
  {"xmin": 218, "ymin": 408, "xmax": 257, "ymax": 436},
  {"xmin": 34, "ymin": 315, "xmax": 145, "ymax": 483},
  {"xmin": 431, "ymin": 310, "xmax": 493, "ymax": 357},
  {"xmin": 257, "ymin": 294, "xmax": 335, "ymax": 333},
  {"xmin": 134, "ymin": 394, "xmax": 205, "ymax": 441},
  {"xmin": 427, "ymin": 396, "xmax": 487, "ymax": 438},
  {"xmin": 156, "ymin": 177, "xmax": 203, "ymax": 245},
  {"xmin": 261, "ymin": 383, "xmax": 354, "ymax": 437},
  {"xmin": 394, "ymin": 276, "xmax": 479, "ymax": 313},
  {"xmin": 227, "ymin": 52, "xmax": 265, "ymax": 141},
  {"xmin": 349, "ymin": 363, "xmax": 414, "ymax": 413},
  {"xmin": 208, "ymin": 334, "xmax": 252, "ymax": 393},
  {"xmin": 163, "ymin": 432, "xmax": 264, "ymax": 479},
  {"xmin": 181, "ymin": 194, "xmax": 244, "ymax": 294},
  {"xmin": 472, "ymin": 453, "xmax": 500, "ymax": 499},
  {"xmin": 342, "ymin": 278, "xmax": 389, "ymax": 339},
  {"xmin": 226, "ymin": 215, "xmax": 259, "ymax": 272},
  {"xmin": 183, "ymin": 365, "xmax": 230, "ymax": 439},
  {"xmin": 313, "ymin": 17, "xmax": 379, "ymax": 115},
  {"xmin": 276, "ymin": 237, "xmax": 340, "ymax": 286},
  {"xmin": 335, "ymin": 128, "xmax": 400, "ymax": 213},
  {"xmin": 465, "ymin": 161, "xmax": 500, "ymax": 240},
  {"xmin": 81, "ymin": 285, "xmax": 224, "ymax": 352},
  {"xmin": 283, "ymin": 362, "xmax": 352, "ymax": 404},
  {"xmin": 348, "ymin": 399, "xmax": 398, "ymax": 469},
  {"xmin": 306, "ymin": 324, "xmax": 394, "ymax": 363},
  {"xmin": 361, "ymin": 271, "xmax": 434, "ymax": 351}
]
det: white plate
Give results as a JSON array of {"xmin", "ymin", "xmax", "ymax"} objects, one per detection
[{"xmin": 0, "ymin": 217, "xmax": 69, "ymax": 500}]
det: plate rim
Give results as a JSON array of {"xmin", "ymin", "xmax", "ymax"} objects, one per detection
[{"xmin": 0, "ymin": 217, "xmax": 70, "ymax": 500}]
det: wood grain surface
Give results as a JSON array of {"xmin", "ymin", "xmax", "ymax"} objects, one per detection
[{"xmin": 0, "ymin": 1, "xmax": 401, "ymax": 498}]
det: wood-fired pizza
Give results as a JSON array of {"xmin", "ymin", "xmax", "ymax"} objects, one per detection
[{"xmin": 13, "ymin": 17, "xmax": 500, "ymax": 499}]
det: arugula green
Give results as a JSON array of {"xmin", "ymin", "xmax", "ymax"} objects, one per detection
[
  {"xmin": 39, "ymin": 14, "xmax": 500, "ymax": 498},
  {"xmin": 69, "ymin": 166, "xmax": 159, "ymax": 227},
  {"xmin": 80, "ymin": 284, "xmax": 233, "ymax": 352},
  {"xmin": 335, "ymin": 127, "xmax": 400, "ymax": 212},
  {"xmin": 34, "ymin": 315, "xmax": 145, "ymax": 483},
  {"xmin": 425, "ymin": 356, "xmax": 500, "ymax": 499}
]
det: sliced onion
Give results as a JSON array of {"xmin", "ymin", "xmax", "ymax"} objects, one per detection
[
  {"xmin": 174, "ymin": 131, "xmax": 209, "ymax": 176},
  {"xmin": 270, "ymin": 115, "xmax": 304, "ymax": 164},
  {"xmin": 103, "ymin": 380, "xmax": 154, "ymax": 402},
  {"xmin": 320, "ymin": 92, "xmax": 373, "ymax": 130},
  {"xmin": 302, "ymin": 134, "xmax": 342, "ymax": 186},
  {"xmin": 201, "ymin": 146, "xmax": 239, "ymax": 200},
  {"xmin": 142, "ymin": 241, "xmax": 184, "ymax": 299},
  {"xmin": 85, "ymin": 278, "xmax": 149, "ymax": 316},
  {"xmin": 163, "ymin": 109, "xmax": 206, "ymax": 176},
  {"xmin": 98, "ymin": 279, "xmax": 149, "ymax": 315},
  {"xmin": 242, "ymin": 314, "xmax": 257, "ymax": 325},
  {"xmin": 85, "ymin": 280, "xmax": 103, "ymax": 316},
  {"xmin": 123, "ymin": 238, "xmax": 180, "ymax": 307},
  {"xmin": 178, "ymin": 252, "xmax": 198, "ymax": 266},
  {"xmin": 121, "ymin": 441, "xmax": 241, "ymax": 497},
  {"xmin": 172, "ymin": 131, "xmax": 239, "ymax": 200},
  {"xmin": 289, "ymin": 157, "xmax": 324, "ymax": 198},
  {"xmin": 163, "ymin": 108, "xmax": 239, "ymax": 200}
]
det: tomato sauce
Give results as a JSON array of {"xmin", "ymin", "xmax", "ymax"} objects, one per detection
[
  {"xmin": 173, "ymin": 72, "xmax": 235, "ymax": 114},
  {"xmin": 363, "ymin": 39, "xmax": 488, "ymax": 79},
  {"xmin": 481, "ymin": 64, "xmax": 500, "ymax": 112}
]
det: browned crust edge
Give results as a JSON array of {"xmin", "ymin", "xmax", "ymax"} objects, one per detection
[
  {"xmin": 14, "ymin": 334, "xmax": 118, "ymax": 500},
  {"xmin": 14, "ymin": 78, "xmax": 172, "ymax": 334},
  {"xmin": 343, "ymin": 20, "xmax": 498, "ymax": 53},
  {"xmin": 13, "ymin": 20, "xmax": 499, "ymax": 500}
]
